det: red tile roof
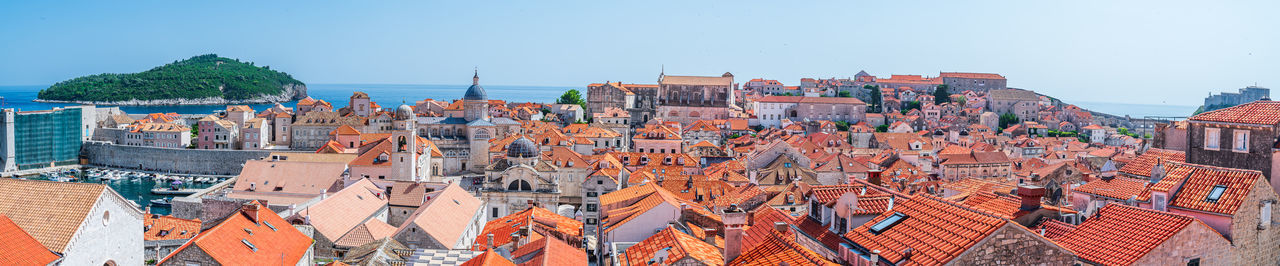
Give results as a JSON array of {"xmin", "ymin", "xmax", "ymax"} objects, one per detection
[
  {"xmin": 461, "ymin": 248, "xmax": 516, "ymax": 266},
  {"xmin": 510, "ymin": 237, "xmax": 588, "ymax": 266},
  {"xmin": 1189, "ymin": 100, "xmax": 1280, "ymax": 125},
  {"xmin": 0, "ymin": 214, "xmax": 59, "ymax": 266},
  {"xmin": 160, "ymin": 201, "xmax": 313, "ymax": 265},
  {"xmin": 1118, "ymin": 148, "xmax": 1185, "ymax": 178},
  {"xmin": 843, "ymin": 195, "xmax": 1007, "ymax": 265},
  {"xmin": 474, "ymin": 207, "xmax": 582, "ymax": 251},
  {"xmin": 1072, "ymin": 176, "xmax": 1149, "ymax": 201},
  {"xmin": 741, "ymin": 206, "xmax": 796, "ymax": 252},
  {"xmin": 1164, "ymin": 163, "xmax": 1264, "ymax": 215},
  {"xmin": 397, "ymin": 183, "xmax": 484, "ymax": 249},
  {"xmin": 144, "ymin": 214, "xmax": 202, "ymax": 241},
  {"xmin": 1030, "ymin": 218, "xmax": 1075, "ymax": 240},
  {"xmin": 730, "ymin": 229, "xmax": 838, "ymax": 266},
  {"xmin": 1056, "ymin": 204, "xmax": 1214, "ymax": 266},
  {"xmin": 622, "ymin": 226, "xmax": 723, "ymax": 266}
]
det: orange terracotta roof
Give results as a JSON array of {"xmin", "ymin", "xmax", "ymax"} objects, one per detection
[
  {"xmin": 0, "ymin": 214, "xmax": 59, "ymax": 265},
  {"xmin": 161, "ymin": 201, "xmax": 313, "ymax": 265},
  {"xmin": 333, "ymin": 219, "xmax": 398, "ymax": 248},
  {"xmin": 397, "ymin": 183, "xmax": 483, "ymax": 248},
  {"xmin": 600, "ymin": 183, "xmax": 694, "ymax": 233},
  {"xmin": 622, "ymin": 226, "xmax": 723, "ymax": 266},
  {"xmin": 291, "ymin": 179, "xmax": 388, "ymax": 241},
  {"xmin": 460, "ymin": 248, "xmax": 516, "ymax": 266},
  {"xmin": 509, "ymin": 237, "xmax": 587, "ymax": 266},
  {"xmin": 843, "ymin": 195, "xmax": 1007, "ymax": 265},
  {"xmin": 1164, "ymin": 163, "xmax": 1264, "ymax": 215},
  {"xmin": 959, "ymin": 191, "xmax": 1076, "ymax": 219},
  {"xmin": 474, "ymin": 207, "xmax": 582, "ymax": 251},
  {"xmin": 0, "ymin": 179, "xmax": 107, "ymax": 253},
  {"xmin": 330, "ymin": 124, "xmax": 362, "ymax": 136},
  {"xmin": 144, "ymin": 214, "xmax": 202, "ymax": 241},
  {"xmin": 1073, "ymin": 176, "xmax": 1149, "ymax": 201},
  {"xmin": 1190, "ymin": 100, "xmax": 1280, "ymax": 125},
  {"xmin": 730, "ymin": 229, "xmax": 838, "ymax": 266},
  {"xmin": 1056, "ymin": 204, "xmax": 1212, "ymax": 266},
  {"xmin": 1030, "ymin": 217, "xmax": 1075, "ymax": 240},
  {"xmin": 741, "ymin": 206, "xmax": 795, "ymax": 252}
]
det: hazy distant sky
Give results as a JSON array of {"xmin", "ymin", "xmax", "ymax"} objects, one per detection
[{"xmin": 1, "ymin": 0, "xmax": 1276, "ymax": 105}]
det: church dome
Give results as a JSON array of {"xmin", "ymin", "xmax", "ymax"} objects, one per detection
[
  {"xmin": 394, "ymin": 104, "xmax": 414, "ymax": 120},
  {"xmin": 463, "ymin": 70, "xmax": 487, "ymax": 101},
  {"xmin": 506, "ymin": 137, "xmax": 539, "ymax": 158}
]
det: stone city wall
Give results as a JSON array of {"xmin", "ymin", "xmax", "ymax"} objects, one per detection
[{"xmin": 82, "ymin": 141, "xmax": 295, "ymax": 175}]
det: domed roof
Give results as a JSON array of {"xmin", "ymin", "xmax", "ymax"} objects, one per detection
[
  {"xmin": 506, "ymin": 137, "xmax": 539, "ymax": 158},
  {"xmin": 463, "ymin": 70, "xmax": 487, "ymax": 101},
  {"xmin": 394, "ymin": 104, "xmax": 414, "ymax": 120}
]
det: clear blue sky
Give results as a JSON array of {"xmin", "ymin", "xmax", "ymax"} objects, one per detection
[{"xmin": 1, "ymin": 0, "xmax": 1276, "ymax": 106}]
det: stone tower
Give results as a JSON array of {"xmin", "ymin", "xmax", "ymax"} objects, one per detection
[
  {"xmin": 391, "ymin": 104, "xmax": 419, "ymax": 181},
  {"xmin": 464, "ymin": 70, "xmax": 494, "ymax": 173}
]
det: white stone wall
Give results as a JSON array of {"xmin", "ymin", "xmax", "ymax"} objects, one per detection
[{"xmin": 62, "ymin": 190, "xmax": 144, "ymax": 266}]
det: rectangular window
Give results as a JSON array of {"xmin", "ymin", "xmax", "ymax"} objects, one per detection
[
  {"xmin": 492, "ymin": 207, "xmax": 499, "ymax": 218},
  {"xmin": 586, "ymin": 204, "xmax": 597, "ymax": 212},
  {"xmin": 1204, "ymin": 128, "xmax": 1220, "ymax": 150},
  {"xmin": 1207, "ymin": 185, "xmax": 1227, "ymax": 202},
  {"xmin": 1233, "ymin": 130, "xmax": 1249, "ymax": 152},
  {"xmin": 869, "ymin": 212, "xmax": 907, "ymax": 234}
]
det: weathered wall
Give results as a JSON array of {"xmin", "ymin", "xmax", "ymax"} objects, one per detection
[
  {"xmin": 950, "ymin": 223, "xmax": 1075, "ymax": 266},
  {"xmin": 1132, "ymin": 219, "xmax": 1231, "ymax": 265},
  {"xmin": 82, "ymin": 142, "xmax": 282, "ymax": 175}
]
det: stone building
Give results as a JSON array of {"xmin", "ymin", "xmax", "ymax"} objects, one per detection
[
  {"xmin": 481, "ymin": 137, "xmax": 573, "ymax": 219},
  {"xmin": 290, "ymin": 111, "xmax": 365, "ymax": 150},
  {"xmin": 657, "ymin": 72, "xmax": 737, "ymax": 125},
  {"xmin": 1185, "ymin": 101, "xmax": 1280, "ymax": 193},
  {"xmin": 1203, "ymin": 85, "xmax": 1269, "ymax": 112},
  {"xmin": 586, "ymin": 82, "xmax": 658, "ymax": 127},
  {"xmin": 939, "ymin": 72, "xmax": 1007, "ymax": 93},
  {"xmin": 753, "ymin": 96, "xmax": 867, "ymax": 128},
  {"xmin": 986, "ymin": 89, "xmax": 1040, "ymax": 122},
  {"xmin": 938, "ymin": 151, "xmax": 1012, "ymax": 180},
  {"xmin": 417, "ymin": 71, "xmax": 521, "ymax": 174}
]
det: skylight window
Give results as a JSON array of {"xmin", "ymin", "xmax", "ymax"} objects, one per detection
[
  {"xmin": 1206, "ymin": 185, "xmax": 1228, "ymax": 202},
  {"xmin": 263, "ymin": 221, "xmax": 277, "ymax": 231},
  {"xmin": 242, "ymin": 239, "xmax": 258, "ymax": 252},
  {"xmin": 869, "ymin": 212, "xmax": 907, "ymax": 234}
]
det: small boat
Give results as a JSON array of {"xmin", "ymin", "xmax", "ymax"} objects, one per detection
[{"xmin": 150, "ymin": 198, "xmax": 172, "ymax": 207}]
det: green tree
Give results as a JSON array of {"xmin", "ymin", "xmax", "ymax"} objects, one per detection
[
  {"xmin": 902, "ymin": 101, "xmax": 922, "ymax": 112},
  {"xmin": 933, "ymin": 84, "xmax": 950, "ymax": 105},
  {"xmin": 875, "ymin": 124, "xmax": 889, "ymax": 132},
  {"xmin": 38, "ymin": 54, "xmax": 304, "ymax": 102},
  {"xmin": 838, "ymin": 91, "xmax": 852, "ymax": 98},
  {"xmin": 834, "ymin": 121, "xmax": 850, "ymax": 131},
  {"xmin": 999, "ymin": 113, "xmax": 1020, "ymax": 129},
  {"xmin": 865, "ymin": 85, "xmax": 882, "ymax": 113},
  {"xmin": 556, "ymin": 89, "xmax": 586, "ymax": 109}
]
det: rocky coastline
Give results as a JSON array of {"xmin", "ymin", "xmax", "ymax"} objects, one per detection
[{"xmin": 35, "ymin": 83, "xmax": 307, "ymax": 106}]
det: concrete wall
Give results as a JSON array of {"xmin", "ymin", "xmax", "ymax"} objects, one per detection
[{"xmin": 82, "ymin": 142, "xmax": 283, "ymax": 175}]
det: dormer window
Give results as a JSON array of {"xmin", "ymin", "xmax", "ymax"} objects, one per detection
[{"xmin": 1206, "ymin": 185, "xmax": 1227, "ymax": 202}]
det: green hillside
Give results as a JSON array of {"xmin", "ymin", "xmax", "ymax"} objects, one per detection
[{"xmin": 38, "ymin": 54, "xmax": 304, "ymax": 102}]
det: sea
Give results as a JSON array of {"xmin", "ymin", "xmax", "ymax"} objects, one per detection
[{"xmin": 0, "ymin": 83, "xmax": 572, "ymax": 115}]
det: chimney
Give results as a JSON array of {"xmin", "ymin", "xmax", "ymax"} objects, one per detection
[
  {"xmin": 868, "ymin": 170, "xmax": 884, "ymax": 186},
  {"xmin": 703, "ymin": 228, "xmax": 717, "ymax": 246},
  {"xmin": 241, "ymin": 202, "xmax": 260, "ymax": 224},
  {"xmin": 722, "ymin": 205, "xmax": 748, "ymax": 262},
  {"xmin": 1017, "ymin": 185, "xmax": 1045, "ymax": 212},
  {"xmin": 1150, "ymin": 158, "xmax": 1166, "ymax": 184},
  {"xmin": 487, "ymin": 233, "xmax": 495, "ymax": 248},
  {"xmin": 510, "ymin": 233, "xmax": 522, "ymax": 249},
  {"xmin": 870, "ymin": 250, "xmax": 881, "ymax": 265},
  {"xmin": 773, "ymin": 222, "xmax": 788, "ymax": 233}
]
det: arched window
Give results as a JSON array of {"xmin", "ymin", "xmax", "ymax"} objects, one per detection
[
  {"xmin": 689, "ymin": 111, "xmax": 701, "ymax": 118},
  {"xmin": 669, "ymin": 111, "xmax": 680, "ymax": 117},
  {"xmin": 398, "ymin": 136, "xmax": 408, "ymax": 152},
  {"xmin": 507, "ymin": 180, "xmax": 533, "ymax": 191}
]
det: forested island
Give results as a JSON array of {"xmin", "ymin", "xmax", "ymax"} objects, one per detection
[{"xmin": 36, "ymin": 54, "xmax": 307, "ymax": 105}]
